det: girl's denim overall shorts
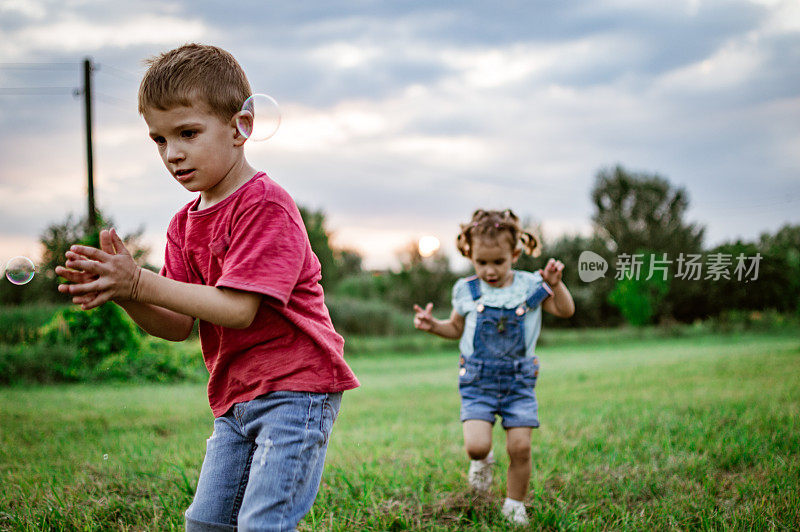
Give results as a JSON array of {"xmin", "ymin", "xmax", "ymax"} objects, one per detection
[{"xmin": 458, "ymin": 276, "xmax": 550, "ymax": 428}]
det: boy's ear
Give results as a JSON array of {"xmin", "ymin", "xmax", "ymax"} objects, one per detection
[{"xmin": 231, "ymin": 111, "xmax": 251, "ymax": 147}]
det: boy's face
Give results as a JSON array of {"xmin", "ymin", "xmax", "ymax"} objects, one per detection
[
  {"xmin": 143, "ymin": 103, "xmax": 244, "ymax": 197},
  {"xmin": 470, "ymin": 236, "xmax": 521, "ymax": 288}
]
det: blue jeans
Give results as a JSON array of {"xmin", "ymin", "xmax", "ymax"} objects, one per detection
[{"xmin": 185, "ymin": 391, "xmax": 342, "ymax": 532}]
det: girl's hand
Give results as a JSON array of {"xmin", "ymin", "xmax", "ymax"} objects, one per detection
[
  {"xmin": 540, "ymin": 258, "xmax": 565, "ymax": 287},
  {"xmin": 413, "ymin": 302, "xmax": 436, "ymax": 332},
  {"xmin": 57, "ymin": 228, "xmax": 141, "ymax": 310}
]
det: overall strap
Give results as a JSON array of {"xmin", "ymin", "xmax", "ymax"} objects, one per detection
[
  {"xmin": 466, "ymin": 276, "xmax": 482, "ymax": 301},
  {"xmin": 525, "ymin": 281, "xmax": 554, "ymax": 309}
]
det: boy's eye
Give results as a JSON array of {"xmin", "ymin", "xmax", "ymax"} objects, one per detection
[
  {"xmin": 180, "ymin": 130, "xmax": 197, "ymax": 139},
  {"xmin": 152, "ymin": 136, "xmax": 166, "ymax": 145}
]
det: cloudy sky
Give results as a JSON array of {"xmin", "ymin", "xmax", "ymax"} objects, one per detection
[{"xmin": 1, "ymin": 0, "xmax": 799, "ymax": 270}]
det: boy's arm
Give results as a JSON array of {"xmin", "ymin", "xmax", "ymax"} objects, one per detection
[
  {"xmin": 59, "ymin": 229, "xmax": 261, "ymax": 331},
  {"xmin": 57, "ymin": 263, "xmax": 195, "ymax": 340},
  {"xmin": 413, "ymin": 303, "xmax": 465, "ymax": 339},
  {"xmin": 115, "ymin": 300, "xmax": 195, "ymax": 341}
]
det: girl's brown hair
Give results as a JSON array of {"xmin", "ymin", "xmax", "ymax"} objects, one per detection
[{"xmin": 456, "ymin": 209, "xmax": 541, "ymax": 259}]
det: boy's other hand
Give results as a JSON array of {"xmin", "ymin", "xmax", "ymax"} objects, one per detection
[
  {"xmin": 54, "ymin": 229, "xmax": 117, "ymax": 306},
  {"xmin": 540, "ymin": 258, "xmax": 565, "ymax": 287},
  {"xmin": 57, "ymin": 228, "xmax": 142, "ymax": 310},
  {"xmin": 413, "ymin": 302, "xmax": 435, "ymax": 331}
]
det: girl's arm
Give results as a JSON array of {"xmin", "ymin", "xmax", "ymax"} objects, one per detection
[
  {"xmin": 542, "ymin": 282, "xmax": 575, "ymax": 318},
  {"xmin": 413, "ymin": 303, "xmax": 465, "ymax": 339},
  {"xmin": 540, "ymin": 258, "xmax": 575, "ymax": 318}
]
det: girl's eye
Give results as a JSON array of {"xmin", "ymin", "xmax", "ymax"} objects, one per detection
[
  {"xmin": 180, "ymin": 130, "xmax": 197, "ymax": 139},
  {"xmin": 495, "ymin": 260, "xmax": 505, "ymax": 265}
]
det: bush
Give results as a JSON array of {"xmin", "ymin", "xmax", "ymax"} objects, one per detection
[
  {"xmin": 0, "ymin": 338, "xmax": 207, "ymax": 385},
  {"xmin": 0, "ymin": 343, "xmax": 85, "ymax": 384},
  {"xmin": 327, "ymin": 296, "xmax": 413, "ymax": 336},
  {"xmin": 40, "ymin": 305, "xmax": 142, "ymax": 366},
  {"xmin": 93, "ymin": 337, "xmax": 206, "ymax": 383},
  {"xmin": 334, "ymin": 272, "xmax": 392, "ymax": 301},
  {"xmin": 707, "ymin": 309, "xmax": 800, "ymax": 333},
  {"xmin": 0, "ymin": 303, "xmax": 66, "ymax": 344},
  {"xmin": 0, "ymin": 303, "xmax": 207, "ymax": 385}
]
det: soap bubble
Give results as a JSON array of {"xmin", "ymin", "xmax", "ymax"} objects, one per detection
[
  {"xmin": 236, "ymin": 93, "xmax": 281, "ymax": 141},
  {"xmin": 5, "ymin": 256, "xmax": 35, "ymax": 285},
  {"xmin": 103, "ymin": 454, "xmax": 109, "ymax": 460}
]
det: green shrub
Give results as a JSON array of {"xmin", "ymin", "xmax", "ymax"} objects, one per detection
[
  {"xmin": 40, "ymin": 305, "xmax": 142, "ymax": 365},
  {"xmin": 708, "ymin": 309, "xmax": 800, "ymax": 333},
  {"xmin": 327, "ymin": 297, "xmax": 413, "ymax": 336},
  {"xmin": 0, "ymin": 304, "xmax": 207, "ymax": 385},
  {"xmin": 93, "ymin": 338, "xmax": 206, "ymax": 383},
  {"xmin": 0, "ymin": 303, "xmax": 66, "ymax": 344},
  {"xmin": 334, "ymin": 273, "xmax": 392, "ymax": 300},
  {"xmin": 608, "ymin": 256, "xmax": 670, "ymax": 327},
  {"xmin": 0, "ymin": 343, "xmax": 85, "ymax": 384}
]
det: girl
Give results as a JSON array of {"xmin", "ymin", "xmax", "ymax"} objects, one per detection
[{"xmin": 413, "ymin": 209, "xmax": 574, "ymax": 526}]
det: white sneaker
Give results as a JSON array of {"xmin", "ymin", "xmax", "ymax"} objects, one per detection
[
  {"xmin": 467, "ymin": 450, "xmax": 495, "ymax": 492},
  {"xmin": 501, "ymin": 498, "xmax": 529, "ymax": 526}
]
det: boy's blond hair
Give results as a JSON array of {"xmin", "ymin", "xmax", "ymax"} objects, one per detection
[{"xmin": 138, "ymin": 43, "xmax": 252, "ymax": 123}]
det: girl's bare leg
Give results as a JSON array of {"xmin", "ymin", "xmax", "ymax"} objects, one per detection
[
  {"xmin": 505, "ymin": 427, "xmax": 532, "ymax": 500},
  {"xmin": 462, "ymin": 420, "xmax": 493, "ymax": 460}
]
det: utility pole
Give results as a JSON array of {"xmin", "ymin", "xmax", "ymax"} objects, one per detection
[{"xmin": 82, "ymin": 57, "xmax": 97, "ymax": 234}]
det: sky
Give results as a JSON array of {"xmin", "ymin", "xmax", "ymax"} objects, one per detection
[{"xmin": 1, "ymin": 0, "xmax": 799, "ymax": 271}]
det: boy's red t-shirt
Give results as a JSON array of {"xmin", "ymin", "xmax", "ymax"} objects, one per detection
[{"xmin": 160, "ymin": 172, "xmax": 359, "ymax": 417}]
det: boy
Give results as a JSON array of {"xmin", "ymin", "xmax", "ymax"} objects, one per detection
[{"xmin": 56, "ymin": 44, "xmax": 359, "ymax": 531}]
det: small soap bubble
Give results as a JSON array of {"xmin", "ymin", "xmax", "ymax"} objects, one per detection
[
  {"xmin": 236, "ymin": 93, "xmax": 281, "ymax": 141},
  {"xmin": 5, "ymin": 256, "xmax": 35, "ymax": 285},
  {"xmin": 103, "ymin": 454, "xmax": 109, "ymax": 460}
]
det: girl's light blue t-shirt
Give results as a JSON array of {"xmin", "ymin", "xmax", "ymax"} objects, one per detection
[{"xmin": 452, "ymin": 269, "xmax": 545, "ymax": 359}]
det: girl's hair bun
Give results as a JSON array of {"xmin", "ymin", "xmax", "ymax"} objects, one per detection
[{"xmin": 456, "ymin": 209, "xmax": 541, "ymax": 258}]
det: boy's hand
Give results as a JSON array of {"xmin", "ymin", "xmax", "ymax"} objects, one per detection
[
  {"xmin": 540, "ymin": 258, "xmax": 565, "ymax": 287},
  {"xmin": 57, "ymin": 228, "xmax": 142, "ymax": 310},
  {"xmin": 413, "ymin": 302, "xmax": 436, "ymax": 332},
  {"xmin": 55, "ymin": 229, "xmax": 118, "ymax": 306}
]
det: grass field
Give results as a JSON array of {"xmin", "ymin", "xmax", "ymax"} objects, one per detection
[{"xmin": 2, "ymin": 331, "xmax": 799, "ymax": 530}]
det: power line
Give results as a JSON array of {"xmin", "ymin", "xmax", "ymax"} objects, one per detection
[
  {"xmin": 0, "ymin": 87, "xmax": 75, "ymax": 95},
  {"xmin": 95, "ymin": 92, "xmax": 134, "ymax": 110},
  {"xmin": 96, "ymin": 63, "xmax": 138, "ymax": 81},
  {"xmin": 0, "ymin": 63, "xmax": 78, "ymax": 70}
]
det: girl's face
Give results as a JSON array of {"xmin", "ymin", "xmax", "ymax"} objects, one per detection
[{"xmin": 470, "ymin": 235, "xmax": 521, "ymax": 288}]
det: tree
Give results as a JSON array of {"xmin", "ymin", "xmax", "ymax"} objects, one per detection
[
  {"xmin": 0, "ymin": 211, "xmax": 151, "ymax": 306},
  {"xmin": 759, "ymin": 224, "xmax": 800, "ymax": 314},
  {"xmin": 591, "ymin": 165, "xmax": 706, "ymax": 323},
  {"xmin": 298, "ymin": 206, "xmax": 363, "ymax": 291},
  {"xmin": 299, "ymin": 207, "xmax": 338, "ymax": 289},
  {"xmin": 534, "ymin": 233, "xmax": 622, "ymax": 328},
  {"xmin": 591, "ymin": 165, "xmax": 704, "ymax": 256},
  {"xmin": 388, "ymin": 240, "xmax": 458, "ymax": 311}
]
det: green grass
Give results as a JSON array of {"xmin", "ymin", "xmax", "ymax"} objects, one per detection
[{"xmin": 2, "ymin": 331, "xmax": 799, "ymax": 530}]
